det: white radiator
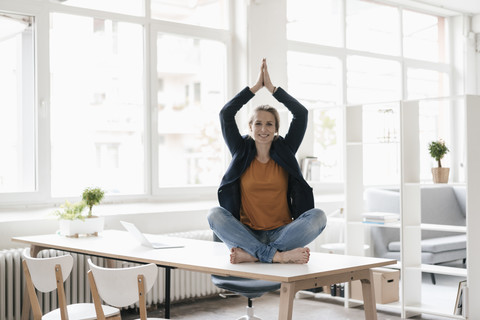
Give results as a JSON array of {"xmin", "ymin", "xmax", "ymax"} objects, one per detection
[{"xmin": 0, "ymin": 229, "xmax": 221, "ymax": 320}]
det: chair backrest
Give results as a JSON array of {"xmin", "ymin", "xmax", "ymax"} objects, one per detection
[
  {"xmin": 87, "ymin": 259, "xmax": 158, "ymax": 308},
  {"xmin": 22, "ymin": 247, "xmax": 73, "ymax": 320},
  {"xmin": 22, "ymin": 247, "xmax": 73, "ymax": 292}
]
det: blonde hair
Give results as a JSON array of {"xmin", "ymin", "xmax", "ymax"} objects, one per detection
[{"xmin": 248, "ymin": 105, "xmax": 280, "ymax": 135}]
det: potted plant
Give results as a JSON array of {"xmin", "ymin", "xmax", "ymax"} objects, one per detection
[
  {"xmin": 82, "ymin": 187, "xmax": 105, "ymax": 217},
  {"xmin": 428, "ymin": 139, "xmax": 450, "ymax": 183},
  {"xmin": 53, "ymin": 200, "xmax": 87, "ymax": 221},
  {"xmin": 54, "ymin": 187, "xmax": 106, "ymax": 237}
]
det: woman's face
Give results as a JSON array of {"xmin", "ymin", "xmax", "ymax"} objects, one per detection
[{"xmin": 249, "ymin": 110, "xmax": 277, "ymax": 145}]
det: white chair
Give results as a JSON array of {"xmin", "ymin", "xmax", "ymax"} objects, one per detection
[
  {"xmin": 22, "ymin": 248, "xmax": 120, "ymax": 320},
  {"xmin": 87, "ymin": 259, "xmax": 165, "ymax": 320}
]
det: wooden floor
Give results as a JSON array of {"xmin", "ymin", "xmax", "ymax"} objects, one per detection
[
  {"xmin": 122, "ymin": 291, "xmax": 448, "ymax": 320},
  {"xmin": 122, "ymin": 272, "xmax": 463, "ymax": 320}
]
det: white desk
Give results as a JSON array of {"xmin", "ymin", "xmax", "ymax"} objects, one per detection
[{"xmin": 12, "ymin": 230, "xmax": 396, "ymax": 320}]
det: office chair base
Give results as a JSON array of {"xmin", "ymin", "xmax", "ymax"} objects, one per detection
[{"xmin": 237, "ymin": 306, "xmax": 261, "ymax": 320}]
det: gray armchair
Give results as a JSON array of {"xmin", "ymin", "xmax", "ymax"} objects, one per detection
[{"xmin": 364, "ymin": 185, "xmax": 466, "ymax": 284}]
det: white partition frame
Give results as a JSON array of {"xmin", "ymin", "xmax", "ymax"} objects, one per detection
[
  {"xmin": 465, "ymin": 95, "xmax": 480, "ymax": 319},
  {"xmin": 340, "ymin": 95, "xmax": 480, "ymax": 319},
  {"xmin": 400, "ymin": 100, "xmax": 422, "ymax": 318},
  {"xmin": 344, "ymin": 105, "xmax": 365, "ymax": 257}
]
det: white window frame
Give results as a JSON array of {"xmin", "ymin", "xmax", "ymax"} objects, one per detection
[
  {"xmin": 286, "ymin": 0, "xmax": 453, "ymax": 193},
  {"xmin": 0, "ymin": 0, "xmax": 234, "ymax": 206},
  {"xmin": 0, "ymin": 0, "xmax": 463, "ymax": 206},
  {"xmin": 148, "ymin": 20, "xmax": 231, "ymax": 201}
]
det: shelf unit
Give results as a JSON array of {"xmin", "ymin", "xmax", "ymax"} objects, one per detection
[
  {"xmin": 343, "ymin": 95, "xmax": 480, "ymax": 319},
  {"xmin": 465, "ymin": 95, "xmax": 480, "ymax": 318}
]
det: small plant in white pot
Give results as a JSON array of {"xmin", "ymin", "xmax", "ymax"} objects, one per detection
[
  {"xmin": 54, "ymin": 200, "xmax": 87, "ymax": 221},
  {"xmin": 54, "ymin": 187, "xmax": 106, "ymax": 237},
  {"xmin": 428, "ymin": 139, "xmax": 450, "ymax": 183}
]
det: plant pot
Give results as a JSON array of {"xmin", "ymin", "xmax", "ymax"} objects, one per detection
[
  {"xmin": 59, "ymin": 216, "xmax": 105, "ymax": 237},
  {"xmin": 431, "ymin": 167, "xmax": 449, "ymax": 184}
]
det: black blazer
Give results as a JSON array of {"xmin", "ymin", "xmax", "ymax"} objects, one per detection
[{"xmin": 217, "ymin": 86, "xmax": 314, "ymax": 221}]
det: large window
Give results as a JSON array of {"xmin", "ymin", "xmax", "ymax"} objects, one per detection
[
  {"xmin": 50, "ymin": 13, "xmax": 145, "ymax": 197},
  {"xmin": 346, "ymin": 0, "xmax": 400, "ymax": 56},
  {"xmin": 347, "ymin": 56, "xmax": 401, "ymax": 104},
  {"xmin": 0, "ymin": 0, "xmax": 230, "ymax": 204},
  {"xmin": 287, "ymin": 0, "xmax": 342, "ymax": 47},
  {"xmin": 287, "ymin": 51, "xmax": 343, "ymax": 182},
  {"xmin": 287, "ymin": 0, "xmax": 451, "ymax": 185},
  {"xmin": 0, "ymin": 0, "xmax": 457, "ymax": 205},
  {"xmin": 407, "ymin": 68, "xmax": 449, "ymax": 99},
  {"xmin": 156, "ymin": 34, "xmax": 226, "ymax": 187},
  {"xmin": 403, "ymin": 10, "xmax": 447, "ymax": 62},
  {"xmin": 0, "ymin": 13, "xmax": 35, "ymax": 193}
]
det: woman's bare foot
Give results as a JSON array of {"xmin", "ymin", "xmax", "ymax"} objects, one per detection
[
  {"xmin": 230, "ymin": 247, "xmax": 259, "ymax": 264},
  {"xmin": 273, "ymin": 247, "xmax": 310, "ymax": 264}
]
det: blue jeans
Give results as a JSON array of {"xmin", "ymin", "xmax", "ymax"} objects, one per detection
[{"xmin": 207, "ymin": 207, "xmax": 327, "ymax": 263}]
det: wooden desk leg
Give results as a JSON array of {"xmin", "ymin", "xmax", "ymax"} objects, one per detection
[
  {"xmin": 278, "ymin": 282, "xmax": 296, "ymax": 320},
  {"xmin": 30, "ymin": 244, "xmax": 47, "ymax": 258},
  {"xmin": 360, "ymin": 269, "xmax": 377, "ymax": 320},
  {"xmin": 105, "ymin": 259, "xmax": 116, "ymax": 268}
]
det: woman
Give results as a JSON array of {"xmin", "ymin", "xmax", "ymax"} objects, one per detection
[{"xmin": 208, "ymin": 59, "xmax": 327, "ymax": 264}]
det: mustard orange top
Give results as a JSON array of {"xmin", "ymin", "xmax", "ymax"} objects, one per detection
[{"xmin": 239, "ymin": 158, "xmax": 292, "ymax": 230}]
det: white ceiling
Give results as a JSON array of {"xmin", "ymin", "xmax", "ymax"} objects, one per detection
[{"xmin": 412, "ymin": 0, "xmax": 480, "ymax": 15}]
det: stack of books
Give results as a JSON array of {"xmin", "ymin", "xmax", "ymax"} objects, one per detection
[{"xmin": 362, "ymin": 212, "xmax": 400, "ymax": 224}]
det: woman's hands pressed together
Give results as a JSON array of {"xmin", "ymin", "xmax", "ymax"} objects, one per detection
[
  {"xmin": 263, "ymin": 59, "xmax": 276, "ymax": 94},
  {"xmin": 250, "ymin": 58, "xmax": 276, "ymax": 94}
]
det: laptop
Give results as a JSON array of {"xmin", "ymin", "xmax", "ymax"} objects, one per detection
[{"xmin": 120, "ymin": 221, "xmax": 184, "ymax": 249}]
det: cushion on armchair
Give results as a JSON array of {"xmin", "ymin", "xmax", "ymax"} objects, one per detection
[{"xmin": 387, "ymin": 234, "xmax": 467, "ymax": 253}]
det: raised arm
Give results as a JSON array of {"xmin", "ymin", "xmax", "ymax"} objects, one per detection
[
  {"xmin": 220, "ymin": 60, "xmax": 269, "ymax": 154},
  {"xmin": 219, "ymin": 87, "xmax": 254, "ymax": 155},
  {"xmin": 263, "ymin": 60, "xmax": 308, "ymax": 153},
  {"xmin": 273, "ymin": 88, "xmax": 308, "ymax": 153}
]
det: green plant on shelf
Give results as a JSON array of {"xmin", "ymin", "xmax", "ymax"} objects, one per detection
[{"xmin": 428, "ymin": 139, "xmax": 449, "ymax": 168}]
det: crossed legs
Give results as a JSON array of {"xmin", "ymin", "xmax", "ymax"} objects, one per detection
[{"xmin": 208, "ymin": 207, "xmax": 326, "ymax": 264}]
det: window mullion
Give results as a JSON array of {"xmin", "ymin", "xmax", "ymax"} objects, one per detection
[{"xmin": 149, "ymin": 24, "xmax": 160, "ymax": 196}]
